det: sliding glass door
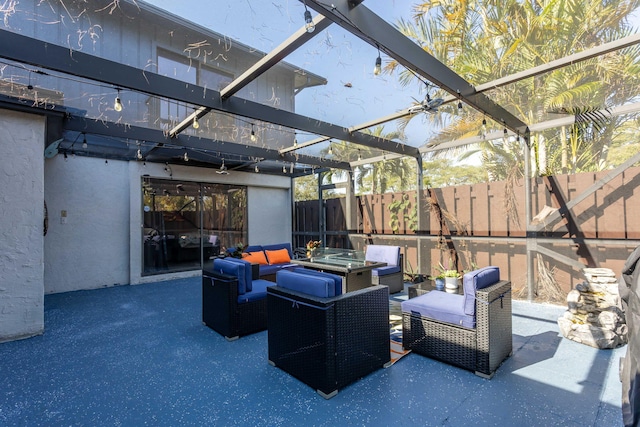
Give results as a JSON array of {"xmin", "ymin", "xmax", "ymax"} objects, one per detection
[{"xmin": 142, "ymin": 178, "xmax": 247, "ymax": 275}]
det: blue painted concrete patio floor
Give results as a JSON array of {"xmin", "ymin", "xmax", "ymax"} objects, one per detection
[{"xmin": 0, "ymin": 277, "xmax": 626, "ymax": 426}]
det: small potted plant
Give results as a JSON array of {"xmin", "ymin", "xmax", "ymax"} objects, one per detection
[
  {"xmin": 433, "ymin": 273, "xmax": 445, "ymax": 290},
  {"xmin": 443, "ymin": 269, "xmax": 461, "ymax": 290},
  {"xmin": 429, "ymin": 264, "xmax": 446, "ymax": 290}
]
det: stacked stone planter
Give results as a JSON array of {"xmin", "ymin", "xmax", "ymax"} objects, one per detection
[{"xmin": 557, "ymin": 268, "xmax": 627, "ymax": 349}]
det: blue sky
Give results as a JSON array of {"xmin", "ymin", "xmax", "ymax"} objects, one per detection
[
  {"xmin": 144, "ymin": 0, "xmax": 427, "ymax": 151},
  {"xmin": 144, "ymin": 0, "xmax": 640, "ymax": 156}
]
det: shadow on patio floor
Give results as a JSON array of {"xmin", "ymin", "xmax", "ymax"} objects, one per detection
[{"xmin": 0, "ymin": 277, "xmax": 626, "ymax": 426}]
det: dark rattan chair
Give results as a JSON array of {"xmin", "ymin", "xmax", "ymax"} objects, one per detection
[
  {"xmin": 402, "ymin": 267, "xmax": 512, "ymax": 378},
  {"xmin": 202, "ymin": 258, "xmax": 273, "ymax": 341},
  {"xmin": 267, "ymin": 270, "xmax": 391, "ymax": 399}
]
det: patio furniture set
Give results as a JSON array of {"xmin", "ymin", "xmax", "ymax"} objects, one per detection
[{"xmin": 202, "ymin": 243, "xmax": 512, "ymax": 397}]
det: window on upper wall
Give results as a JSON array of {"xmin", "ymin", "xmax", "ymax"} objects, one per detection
[{"xmin": 155, "ymin": 49, "xmax": 235, "ymax": 138}]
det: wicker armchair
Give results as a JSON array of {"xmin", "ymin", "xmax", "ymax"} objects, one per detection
[
  {"xmin": 365, "ymin": 245, "xmax": 404, "ymax": 294},
  {"xmin": 402, "ymin": 267, "xmax": 512, "ymax": 378},
  {"xmin": 267, "ymin": 270, "xmax": 390, "ymax": 399},
  {"xmin": 202, "ymin": 258, "xmax": 273, "ymax": 341}
]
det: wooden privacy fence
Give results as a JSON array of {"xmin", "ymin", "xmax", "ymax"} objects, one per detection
[
  {"xmin": 355, "ymin": 167, "xmax": 640, "ymax": 239},
  {"xmin": 294, "ymin": 167, "xmax": 640, "ymax": 303}
]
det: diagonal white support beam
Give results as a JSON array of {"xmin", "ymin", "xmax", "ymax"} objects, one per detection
[
  {"xmin": 531, "ymin": 149, "xmax": 640, "ymax": 232},
  {"xmin": 533, "ymin": 244, "xmax": 587, "ymax": 271},
  {"xmin": 168, "ymin": 14, "xmax": 331, "ymax": 138},
  {"xmin": 475, "ymin": 33, "xmax": 640, "ymax": 93}
]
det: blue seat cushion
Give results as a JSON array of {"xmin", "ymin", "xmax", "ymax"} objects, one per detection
[
  {"xmin": 237, "ymin": 279, "xmax": 272, "ymax": 304},
  {"xmin": 276, "ymin": 270, "xmax": 332, "ymax": 298},
  {"xmin": 213, "ymin": 258, "xmax": 252, "ymax": 294},
  {"xmin": 401, "ymin": 291, "xmax": 475, "ymax": 329},
  {"xmin": 463, "ymin": 266, "xmax": 500, "ymax": 316},
  {"xmin": 259, "ymin": 264, "xmax": 283, "ymax": 276},
  {"xmin": 225, "ymin": 258, "xmax": 253, "ymax": 292},
  {"xmin": 371, "ymin": 265, "xmax": 401, "ymax": 276},
  {"xmin": 290, "ymin": 267, "xmax": 343, "ymax": 296}
]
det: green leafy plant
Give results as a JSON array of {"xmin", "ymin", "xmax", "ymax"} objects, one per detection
[
  {"xmin": 388, "ymin": 193, "xmax": 418, "ymax": 234},
  {"xmin": 444, "ymin": 269, "xmax": 461, "ymax": 278},
  {"xmin": 431, "ymin": 261, "xmax": 460, "ymax": 280}
]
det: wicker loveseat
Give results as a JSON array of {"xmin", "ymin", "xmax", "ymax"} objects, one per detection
[
  {"xmin": 401, "ymin": 266, "xmax": 512, "ymax": 378},
  {"xmin": 241, "ymin": 243, "xmax": 297, "ymax": 282},
  {"xmin": 202, "ymin": 258, "xmax": 274, "ymax": 341},
  {"xmin": 267, "ymin": 269, "xmax": 390, "ymax": 398}
]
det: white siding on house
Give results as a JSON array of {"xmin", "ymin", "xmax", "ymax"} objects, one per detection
[
  {"xmin": 0, "ymin": 109, "xmax": 45, "ymax": 342},
  {"xmin": 248, "ymin": 187, "xmax": 292, "ymax": 246},
  {"xmin": 44, "ymin": 156, "xmax": 130, "ymax": 294}
]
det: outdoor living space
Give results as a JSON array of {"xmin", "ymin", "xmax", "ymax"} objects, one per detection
[
  {"xmin": 0, "ymin": 276, "xmax": 625, "ymax": 426},
  {"xmin": 1, "ymin": 1, "xmax": 640, "ymax": 426}
]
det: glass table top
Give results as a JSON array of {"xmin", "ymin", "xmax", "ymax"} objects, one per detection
[{"xmin": 304, "ymin": 248, "xmax": 374, "ymax": 269}]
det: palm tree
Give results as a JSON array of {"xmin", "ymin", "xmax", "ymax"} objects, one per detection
[
  {"xmin": 319, "ymin": 125, "xmax": 416, "ymax": 194},
  {"xmin": 389, "ymin": 0, "xmax": 640, "ymax": 177}
]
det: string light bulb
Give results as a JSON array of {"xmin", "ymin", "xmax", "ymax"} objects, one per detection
[
  {"xmin": 183, "ymin": 151, "xmax": 189, "ymax": 162},
  {"xmin": 503, "ymin": 128, "xmax": 509, "ymax": 143},
  {"xmin": 283, "ymin": 165, "xmax": 287, "ymax": 173},
  {"xmin": 192, "ymin": 116, "xmax": 199, "ymax": 129},
  {"xmin": 114, "ymin": 89, "xmax": 123, "ymax": 112},
  {"xmin": 373, "ymin": 46, "xmax": 382, "ymax": 76},
  {"xmin": 137, "ymin": 148, "xmax": 143, "ymax": 160},
  {"xmin": 82, "ymin": 134, "xmax": 88, "ymax": 149},
  {"xmin": 254, "ymin": 164, "xmax": 259, "ymax": 173},
  {"xmin": 303, "ymin": 2, "xmax": 315, "ymax": 33},
  {"xmin": 216, "ymin": 159, "xmax": 228, "ymax": 175},
  {"xmin": 457, "ymin": 100, "xmax": 463, "ymax": 110},
  {"xmin": 250, "ymin": 124, "xmax": 257, "ymax": 142},
  {"xmin": 328, "ymin": 143, "xmax": 333, "ymax": 156},
  {"xmin": 357, "ymin": 150, "xmax": 362, "ymax": 161}
]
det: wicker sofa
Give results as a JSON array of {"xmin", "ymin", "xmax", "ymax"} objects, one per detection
[
  {"xmin": 267, "ymin": 269, "xmax": 390, "ymax": 398},
  {"xmin": 401, "ymin": 266, "xmax": 512, "ymax": 378},
  {"xmin": 202, "ymin": 258, "xmax": 274, "ymax": 341},
  {"xmin": 241, "ymin": 243, "xmax": 297, "ymax": 282}
]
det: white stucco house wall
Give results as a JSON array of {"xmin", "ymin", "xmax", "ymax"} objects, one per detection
[{"xmin": 0, "ymin": 0, "xmax": 324, "ymax": 342}]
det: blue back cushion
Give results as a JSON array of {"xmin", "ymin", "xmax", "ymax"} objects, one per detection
[
  {"xmin": 365, "ymin": 245, "xmax": 400, "ymax": 266},
  {"xmin": 463, "ymin": 266, "xmax": 500, "ymax": 316},
  {"xmin": 276, "ymin": 270, "xmax": 331, "ymax": 298},
  {"xmin": 244, "ymin": 245, "xmax": 264, "ymax": 254},
  {"xmin": 262, "ymin": 243, "xmax": 293, "ymax": 259},
  {"xmin": 290, "ymin": 267, "xmax": 342, "ymax": 296},
  {"xmin": 213, "ymin": 258, "xmax": 252, "ymax": 294},
  {"xmin": 225, "ymin": 258, "xmax": 253, "ymax": 292},
  {"xmin": 212, "ymin": 258, "xmax": 244, "ymax": 295}
]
